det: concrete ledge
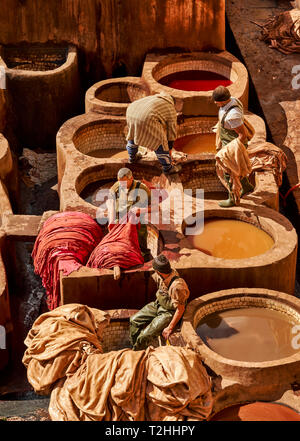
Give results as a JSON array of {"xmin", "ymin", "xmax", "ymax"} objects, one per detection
[{"xmin": 2, "ymin": 214, "xmax": 42, "ymax": 241}]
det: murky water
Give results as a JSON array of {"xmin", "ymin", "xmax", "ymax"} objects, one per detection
[
  {"xmin": 174, "ymin": 133, "xmax": 216, "ymax": 154},
  {"xmin": 197, "ymin": 307, "xmax": 299, "ymax": 362},
  {"xmin": 159, "ymin": 70, "xmax": 232, "ymax": 91},
  {"xmin": 187, "ymin": 218, "xmax": 274, "ymax": 259},
  {"xmin": 80, "ymin": 179, "xmax": 115, "ymax": 206}
]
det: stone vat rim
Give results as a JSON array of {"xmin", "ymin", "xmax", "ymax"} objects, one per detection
[
  {"xmin": 142, "ymin": 50, "xmax": 248, "ymax": 98},
  {"xmin": 181, "ymin": 287, "xmax": 300, "ymax": 370},
  {"xmin": 0, "ymin": 44, "xmax": 77, "ymax": 77},
  {"xmin": 180, "ymin": 204, "xmax": 297, "ymax": 267}
]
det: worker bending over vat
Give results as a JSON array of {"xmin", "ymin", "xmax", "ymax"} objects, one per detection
[
  {"xmin": 130, "ymin": 255, "xmax": 190, "ymax": 350},
  {"xmin": 125, "ymin": 92, "xmax": 182, "ymax": 175},
  {"xmin": 107, "ymin": 167, "xmax": 155, "ymax": 261},
  {"xmin": 213, "ymin": 85, "xmax": 254, "ymax": 207}
]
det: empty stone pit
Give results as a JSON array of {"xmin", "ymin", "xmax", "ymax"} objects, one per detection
[{"xmin": 85, "ymin": 77, "xmax": 150, "ymax": 116}]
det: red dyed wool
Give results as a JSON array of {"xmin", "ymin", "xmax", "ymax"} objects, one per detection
[
  {"xmin": 87, "ymin": 214, "xmax": 144, "ymax": 270},
  {"xmin": 32, "ymin": 212, "xmax": 103, "ymax": 310}
]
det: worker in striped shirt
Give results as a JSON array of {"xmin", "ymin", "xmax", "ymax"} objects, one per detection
[{"xmin": 126, "ymin": 92, "xmax": 182, "ymax": 175}]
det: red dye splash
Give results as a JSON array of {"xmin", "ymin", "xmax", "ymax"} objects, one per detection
[{"xmin": 160, "ymin": 70, "xmax": 232, "ymax": 92}]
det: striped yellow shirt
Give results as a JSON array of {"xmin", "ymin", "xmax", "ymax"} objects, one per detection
[{"xmin": 126, "ymin": 92, "xmax": 177, "ymax": 152}]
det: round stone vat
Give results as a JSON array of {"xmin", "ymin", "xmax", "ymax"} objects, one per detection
[
  {"xmin": 73, "ymin": 163, "xmax": 166, "ymax": 257},
  {"xmin": 174, "ymin": 111, "xmax": 267, "ymax": 158},
  {"xmin": 180, "ymin": 204, "xmax": 297, "ymax": 295},
  {"xmin": 76, "ymin": 162, "xmax": 165, "ymax": 210},
  {"xmin": 72, "ymin": 118, "xmax": 127, "ymax": 159},
  {"xmin": 179, "ymin": 158, "xmax": 227, "ymax": 201},
  {"xmin": 179, "ymin": 157, "xmax": 279, "ymax": 209},
  {"xmin": 101, "ymin": 310, "xmax": 164, "ymax": 353},
  {"xmin": 56, "ymin": 113, "xmax": 128, "ymax": 190},
  {"xmin": 85, "ymin": 77, "xmax": 150, "ymax": 116},
  {"xmin": 209, "ymin": 402, "xmax": 300, "ymax": 421},
  {"xmin": 175, "ymin": 116, "xmax": 217, "ymax": 156},
  {"xmin": 186, "ymin": 217, "xmax": 275, "ymax": 260},
  {"xmin": 181, "ymin": 288, "xmax": 300, "ymax": 386},
  {"xmin": 0, "ymin": 43, "xmax": 80, "ymax": 149},
  {"xmin": 142, "ymin": 51, "xmax": 249, "ymax": 116},
  {"xmin": 101, "ymin": 310, "xmax": 135, "ymax": 353},
  {"xmin": 0, "ymin": 44, "xmax": 68, "ymax": 70}
]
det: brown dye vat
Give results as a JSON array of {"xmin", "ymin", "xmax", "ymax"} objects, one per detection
[
  {"xmin": 210, "ymin": 402, "xmax": 300, "ymax": 421},
  {"xmin": 187, "ymin": 218, "xmax": 274, "ymax": 259},
  {"xmin": 80, "ymin": 179, "xmax": 115, "ymax": 206},
  {"xmin": 159, "ymin": 70, "xmax": 232, "ymax": 91},
  {"xmin": 174, "ymin": 133, "xmax": 216, "ymax": 155},
  {"xmin": 86, "ymin": 149, "xmax": 128, "ymax": 159},
  {"xmin": 196, "ymin": 307, "xmax": 298, "ymax": 363}
]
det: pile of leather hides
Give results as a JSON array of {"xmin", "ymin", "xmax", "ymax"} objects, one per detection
[
  {"xmin": 259, "ymin": 9, "xmax": 300, "ymax": 54},
  {"xmin": 22, "ymin": 304, "xmax": 213, "ymax": 421},
  {"xmin": 87, "ymin": 213, "xmax": 144, "ymax": 270},
  {"xmin": 216, "ymin": 140, "xmax": 287, "ymax": 204},
  {"xmin": 247, "ymin": 142, "xmax": 287, "ymax": 187},
  {"xmin": 32, "ymin": 212, "xmax": 103, "ymax": 310}
]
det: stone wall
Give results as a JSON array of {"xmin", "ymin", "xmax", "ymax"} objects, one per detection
[
  {"xmin": 0, "ymin": 0, "xmax": 225, "ymax": 82},
  {"xmin": 1, "ymin": 45, "xmax": 81, "ymax": 151}
]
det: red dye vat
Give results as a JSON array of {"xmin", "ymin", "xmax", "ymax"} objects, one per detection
[
  {"xmin": 210, "ymin": 402, "xmax": 300, "ymax": 421},
  {"xmin": 160, "ymin": 70, "xmax": 232, "ymax": 91}
]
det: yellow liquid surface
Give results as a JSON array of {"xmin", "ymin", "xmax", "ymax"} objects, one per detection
[
  {"xmin": 197, "ymin": 307, "xmax": 299, "ymax": 362},
  {"xmin": 188, "ymin": 218, "xmax": 274, "ymax": 259},
  {"xmin": 174, "ymin": 133, "xmax": 216, "ymax": 154},
  {"xmin": 87, "ymin": 149, "xmax": 128, "ymax": 159}
]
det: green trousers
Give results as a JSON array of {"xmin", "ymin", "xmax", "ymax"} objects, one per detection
[
  {"xmin": 138, "ymin": 223, "xmax": 149, "ymax": 256},
  {"xmin": 130, "ymin": 299, "xmax": 175, "ymax": 351}
]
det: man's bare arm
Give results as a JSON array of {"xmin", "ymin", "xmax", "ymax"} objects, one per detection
[
  {"xmin": 233, "ymin": 123, "xmax": 248, "ymax": 143},
  {"xmin": 106, "ymin": 197, "xmax": 116, "ymax": 225},
  {"xmin": 162, "ymin": 303, "xmax": 185, "ymax": 340}
]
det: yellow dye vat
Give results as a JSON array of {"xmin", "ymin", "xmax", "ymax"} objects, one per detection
[
  {"xmin": 174, "ymin": 133, "xmax": 216, "ymax": 155},
  {"xmin": 188, "ymin": 218, "xmax": 274, "ymax": 259}
]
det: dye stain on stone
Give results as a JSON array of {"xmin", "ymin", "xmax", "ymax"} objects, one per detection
[
  {"xmin": 197, "ymin": 307, "xmax": 299, "ymax": 362},
  {"xmin": 187, "ymin": 218, "xmax": 274, "ymax": 259},
  {"xmin": 174, "ymin": 133, "xmax": 216, "ymax": 154},
  {"xmin": 159, "ymin": 70, "xmax": 232, "ymax": 91}
]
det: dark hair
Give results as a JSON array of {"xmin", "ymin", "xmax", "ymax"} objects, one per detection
[
  {"xmin": 212, "ymin": 86, "xmax": 231, "ymax": 102},
  {"xmin": 152, "ymin": 254, "xmax": 172, "ymax": 274}
]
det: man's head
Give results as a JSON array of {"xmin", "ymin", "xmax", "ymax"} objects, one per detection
[
  {"xmin": 212, "ymin": 86, "xmax": 231, "ymax": 108},
  {"xmin": 152, "ymin": 254, "xmax": 172, "ymax": 276},
  {"xmin": 117, "ymin": 167, "xmax": 134, "ymax": 189}
]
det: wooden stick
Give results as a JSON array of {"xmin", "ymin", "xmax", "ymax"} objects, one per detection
[
  {"xmin": 113, "ymin": 265, "xmax": 121, "ymax": 280},
  {"xmin": 250, "ymin": 20, "xmax": 264, "ymax": 28}
]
